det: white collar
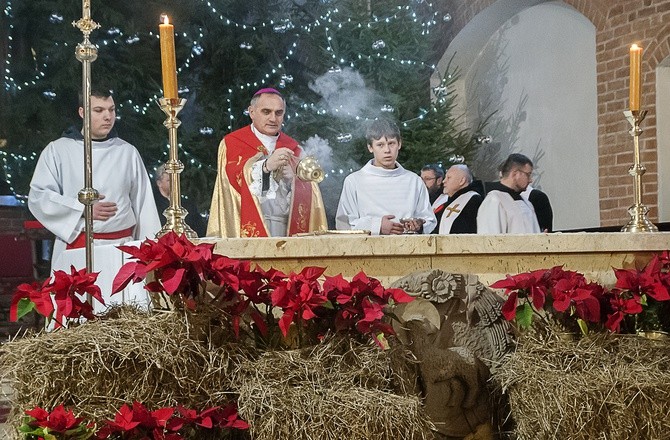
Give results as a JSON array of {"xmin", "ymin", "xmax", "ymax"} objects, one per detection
[{"xmin": 251, "ymin": 125, "xmax": 279, "ymax": 153}]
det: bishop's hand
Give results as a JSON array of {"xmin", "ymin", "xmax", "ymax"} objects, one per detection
[{"xmin": 265, "ymin": 147, "xmax": 294, "ymax": 172}]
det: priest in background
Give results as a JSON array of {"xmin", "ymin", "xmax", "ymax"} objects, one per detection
[
  {"xmin": 207, "ymin": 88, "xmax": 327, "ymax": 237},
  {"xmin": 420, "ymin": 163, "xmax": 445, "ymax": 205},
  {"xmin": 434, "ymin": 164, "xmax": 482, "ymax": 234},
  {"xmin": 477, "ymin": 153, "xmax": 540, "ymax": 234}
]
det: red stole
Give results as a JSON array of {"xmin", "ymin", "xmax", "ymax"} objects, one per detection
[{"xmin": 224, "ymin": 126, "xmax": 316, "ymax": 237}]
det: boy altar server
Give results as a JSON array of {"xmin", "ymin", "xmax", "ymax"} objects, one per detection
[{"xmin": 336, "ymin": 119, "xmax": 436, "ymax": 235}]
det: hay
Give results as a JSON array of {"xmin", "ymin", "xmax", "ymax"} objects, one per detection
[
  {"xmin": 492, "ymin": 332, "xmax": 670, "ymax": 440},
  {"xmin": 0, "ymin": 307, "xmax": 246, "ymax": 425},
  {"xmin": 235, "ymin": 340, "xmax": 433, "ymax": 440},
  {"xmin": 0, "ymin": 307, "xmax": 434, "ymax": 440}
]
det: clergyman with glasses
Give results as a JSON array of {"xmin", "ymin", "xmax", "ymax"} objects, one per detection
[
  {"xmin": 420, "ymin": 163, "xmax": 445, "ymax": 205},
  {"xmin": 476, "ymin": 153, "xmax": 541, "ymax": 234}
]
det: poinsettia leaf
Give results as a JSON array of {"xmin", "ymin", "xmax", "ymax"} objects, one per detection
[
  {"xmin": 10, "ymin": 297, "xmax": 35, "ymax": 322},
  {"xmin": 577, "ymin": 318, "xmax": 589, "ymax": 335},
  {"xmin": 490, "ymin": 275, "xmax": 517, "ymax": 290},
  {"xmin": 197, "ymin": 416, "xmax": 214, "ymax": 429},
  {"xmin": 278, "ymin": 311, "xmax": 294, "ymax": 337},
  {"xmin": 516, "ymin": 302, "xmax": 533, "ymax": 329},
  {"xmin": 501, "ymin": 292, "xmax": 518, "ymax": 321},
  {"xmin": 162, "ymin": 268, "xmax": 186, "ymax": 294},
  {"xmin": 113, "ymin": 404, "xmax": 141, "ymax": 431},
  {"xmin": 385, "ymin": 288, "xmax": 414, "ymax": 304},
  {"xmin": 373, "ymin": 333, "xmax": 390, "ymax": 349},
  {"xmin": 250, "ymin": 310, "xmax": 268, "ymax": 337},
  {"xmin": 116, "ymin": 243, "xmax": 148, "ymax": 260},
  {"xmin": 112, "ymin": 262, "xmax": 141, "ymax": 294},
  {"xmin": 300, "ymin": 266, "xmax": 327, "ymax": 280},
  {"xmin": 151, "ymin": 407, "xmax": 174, "ymax": 427}
]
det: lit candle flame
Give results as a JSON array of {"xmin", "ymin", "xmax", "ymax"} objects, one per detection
[{"xmin": 161, "ymin": 14, "xmax": 169, "ymax": 25}]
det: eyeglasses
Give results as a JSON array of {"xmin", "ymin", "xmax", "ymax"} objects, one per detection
[
  {"xmin": 517, "ymin": 169, "xmax": 533, "ymax": 179},
  {"xmin": 422, "ymin": 176, "xmax": 437, "ymax": 182}
]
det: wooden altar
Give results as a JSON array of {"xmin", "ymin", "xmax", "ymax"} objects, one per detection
[{"xmin": 202, "ymin": 232, "xmax": 670, "ymax": 286}]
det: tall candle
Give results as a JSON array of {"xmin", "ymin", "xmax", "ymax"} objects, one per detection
[
  {"xmin": 629, "ymin": 43, "xmax": 642, "ymax": 111},
  {"xmin": 159, "ymin": 14, "xmax": 178, "ymax": 100}
]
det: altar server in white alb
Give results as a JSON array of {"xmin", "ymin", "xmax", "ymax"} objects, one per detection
[
  {"xmin": 28, "ymin": 88, "xmax": 161, "ymax": 271},
  {"xmin": 336, "ymin": 118, "xmax": 436, "ymax": 235},
  {"xmin": 476, "ymin": 153, "xmax": 541, "ymax": 234}
]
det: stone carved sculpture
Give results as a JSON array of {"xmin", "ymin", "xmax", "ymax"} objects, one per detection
[{"xmin": 391, "ymin": 270, "xmax": 514, "ymax": 440}]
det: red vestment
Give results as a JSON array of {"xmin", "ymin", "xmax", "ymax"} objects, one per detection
[{"xmin": 207, "ymin": 125, "xmax": 327, "ymax": 237}]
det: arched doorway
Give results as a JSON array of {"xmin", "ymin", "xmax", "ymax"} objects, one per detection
[{"xmin": 434, "ymin": 0, "xmax": 599, "ymax": 230}]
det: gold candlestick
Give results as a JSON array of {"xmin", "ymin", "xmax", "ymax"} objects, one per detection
[
  {"xmin": 156, "ymin": 98, "xmax": 197, "ymax": 239},
  {"xmin": 621, "ymin": 109, "xmax": 658, "ymax": 233},
  {"xmin": 73, "ymin": 0, "xmax": 101, "ymax": 273}
]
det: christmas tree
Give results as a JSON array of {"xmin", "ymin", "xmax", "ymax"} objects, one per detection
[{"xmin": 0, "ymin": 0, "xmax": 484, "ymax": 223}]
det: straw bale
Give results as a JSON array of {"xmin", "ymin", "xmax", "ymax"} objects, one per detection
[
  {"xmin": 233, "ymin": 336, "xmax": 419, "ymax": 396},
  {"xmin": 233, "ymin": 337, "xmax": 432, "ymax": 440},
  {"xmin": 238, "ymin": 384, "xmax": 434, "ymax": 440},
  {"xmin": 492, "ymin": 332, "xmax": 670, "ymax": 440},
  {"xmin": 0, "ymin": 307, "xmax": 248, "ymax": 425},
  {"xmin": 0, "ymin": 308, "xmax": 433, "ymax": 439}
]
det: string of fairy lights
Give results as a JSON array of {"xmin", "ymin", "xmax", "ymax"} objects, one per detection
[{"xmin": 1, "ymin": 0, "xmax": 454, "ymax": 196}]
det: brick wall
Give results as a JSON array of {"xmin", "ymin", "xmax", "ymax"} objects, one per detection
[{"xmin": 447, "ymin": 0, "xmax": 670, "ymax": 226}]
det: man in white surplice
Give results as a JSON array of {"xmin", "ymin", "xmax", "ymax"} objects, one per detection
[
  {"xmin": 477, "ymin": 153, "xmax": 541, "ymax": 234},
  {"xmin": 28, "ymin": 88, "xmax": 160, "ymax": 272},
  {"xmin": 335, "ymin": 119, "xmax": 436, "ymax": 235}
]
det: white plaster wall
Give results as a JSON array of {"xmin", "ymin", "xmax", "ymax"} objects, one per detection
[
  {"xmin": 657, "ymin": 64, "xmax": 670, "ymax": 222},
  {"xmin": 436, "ymin": 0, "xmax": 600, "ymax": 230}
]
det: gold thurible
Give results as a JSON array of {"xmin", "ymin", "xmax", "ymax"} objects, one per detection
[
  {"xmin": 156, "ymin": 98, "xmax": 197, "ymax": 239},
  {"xmin": 296, "ymin": 156, "xmax": 325, "ymax": 183},
  {"xmin": 273, "ymin": 155, "xmax": 325, "ymax": 183},
  {"xmin": 621, "ymin": 109, "xmax": 658, "ymax": 232}
]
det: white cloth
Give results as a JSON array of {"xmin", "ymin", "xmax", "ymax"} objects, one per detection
[
  {"xmin": 438, "ymin": 190, "xmax": 479, "ymax": 234},
  {"xmin": 477, "ymin": 189, "xmax": 541, "ymax": 234},
  {"xmin": 55, "ymin": 241, "xmax": 150, "ymax": 314},
  {"xmin": 28, "ymin": 133, "xmax": 161, "ymax": 270},
  {"xmin": 431, "ymin": 193, "xmax": 449, "ymax": 211},
  {"xmin": 520, "ymin": 185, "xmax": 534, "ymax": 202},
  {"xmin": 249, "ymin": 125, "xmax": 292, "ymax": 236},
  {"xmin": 336, "ymin": 160, "xmax": 436, "ymax": 234}
]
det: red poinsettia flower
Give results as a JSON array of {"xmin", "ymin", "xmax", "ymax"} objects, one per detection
[
  {"xmin": 271, "ymin": 266, "xmax": 328, "ymax": 336},
  {"xmin": 605, "ymin": 292, "xmax": 644, "ymax": 333},
  {"xmin": 323, "ymin": 271, "xmax": 413, "ymax": 346},
  {"xmin": 490, "ymin": 268, "xmax": 550, "ymax": 311},
  {"xmin": 10, "ymin": 266, "xmax": 103, "ymax": 328},
  {"xmin": 614, "ymin": 264, "xmax": 670, "ymax": 302},
  {"xmin": 548, "ymin": 269, "xmax": 601, "ymax": 323},
  {"xmin": 23, "ymin": 404, "xmax": 91, "ymax": 436},
  {"xmin": 113, "ymin": 232, "xmax": 215, "ymax": 300},
  {"xmin": 9, "ymin": 279, "xmax": 53, "ymax": 322},
  {"xmin": 167, "ymin": 403, "xmax": 249, "ymax": 433}
]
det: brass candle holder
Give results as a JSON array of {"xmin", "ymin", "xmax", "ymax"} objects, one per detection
[
  {"xmin": 156, "ymin": 97, "xmax": 197, "ymax": 238},
  {"xmin": 621, "ymin": 109, "xmax": 658, "ymax": 232}
]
